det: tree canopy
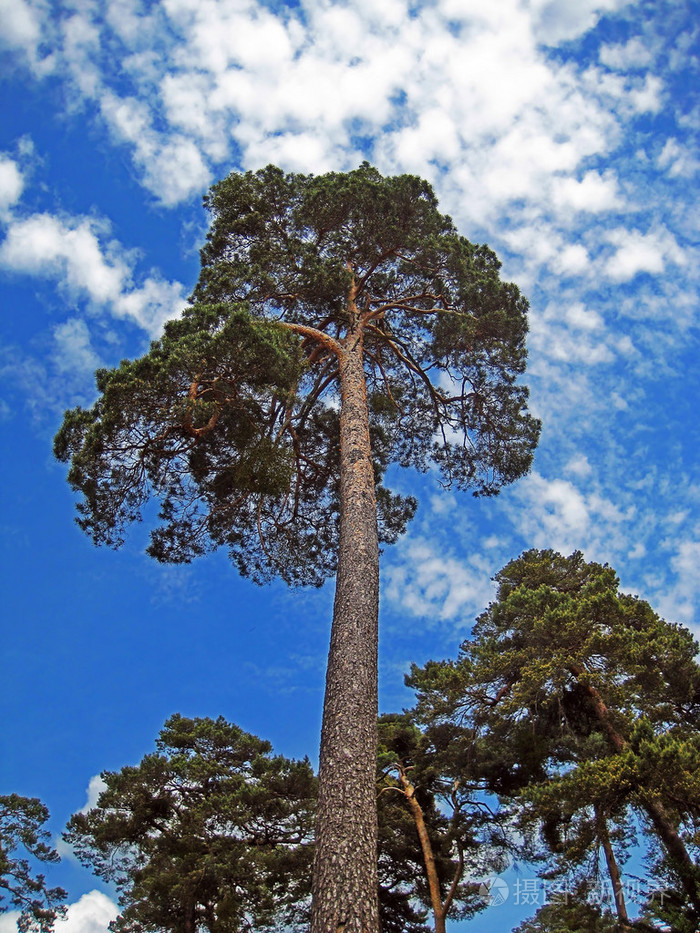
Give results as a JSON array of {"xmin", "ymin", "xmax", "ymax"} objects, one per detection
[
  {"xmin": 377, "ymin": 713, "xmax": 510, "ymax": 933},
  {"xmin": 54, "ymin": 162, "xmax": 539, "ymax": 587},
  {"xmin": 408, "ymin": 549, "xmax": 700, "ymax": 929},
  {"xmin": 64, "ymin": 715, "xmax": 315, "ymax": 933},
  {"xmin": 0, "ymin": 794, "xmax": 66, "ymax": 933}
]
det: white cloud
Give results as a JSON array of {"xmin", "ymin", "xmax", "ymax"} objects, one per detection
[
  {"xmin": 530, "ymin": 0, "xmax": 631, "ymax": 45},
  {"xmin": 653, "ymin": 539, "xmax": 700, "ymax": 629},
  {"xmin": 0, "ymin": 0, "xmax": 645, "ymax": 229},
  {"xmin": 657, "ymin": 138, "xmax": 700, "ymax": 178},
  {"xmin": 384, "ymin": 538, "xmax": 495, "ymax": 622},
  {"xmin": 0, "ymin": 0, "xmax": 54, "ymax": 73},
  {"xmin": 0, "ymin": 893, "xmax": 118, "ymax": 933},
  {"xmin": 604, "ymin": 226, "xmax": 686, "ymax": 282},
  {"xmin": 99, "ymin": 92, "xmax": 212, "ymax": 205},
  {"xmin": 0, "ymin": 213, "xmax": 127, "ymax": 302},
  {"xmin": 0, "ymin": 155, "xmax": 24, "ymax": 217},
  {"xmin": 628, "ymin": 74, "xmax": 664, "ymax": 113},
  {"xmin": 599, "ymin": 37, "xmax": 654, "ymax": 70},
  {"xmin": 56, "ymin": 892, "xmax": 119, "ymax": 933},
  {"xmin": 0, "ymin": 914, "xmax": 21, "ymax": 933},
  {"xmin": 553, "ymin": 243, "xmax": 590, "ymax": 275},
  {"xmin": 0, "ymin": 212, "xmax": 186, "ymax": 334},
  {"xmin": 530, "ymin": 300, "xmax": 613, "ymax": 367},
  {"xmin": 81, "ymin": 775, "xmax": 108, "ymax": 812},
  {"xmin": 53, "ymin": 318, "xmax": 102, "ymax": 374},
  {"xmin": 509, "ymin": 471, "xmax": 631, "ymax": 560},
  {"xmin": 552, "ymin": 170, "xmax": 622, "ymax": 213},
  {"xmin": 0, "ymin": 0, "xmax": 41, "ymax": 47},
  {"xmin": 565, "ymin": 454, "xmax": 593, "ymax": 477}
]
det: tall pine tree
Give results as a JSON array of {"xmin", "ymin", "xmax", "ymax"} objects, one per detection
[{"xmin": 55, "ymin": 163, "xmax": 539, "ymax": 931}]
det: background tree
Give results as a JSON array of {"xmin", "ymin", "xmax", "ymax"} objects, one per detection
[
  {"xmin": 0, "ymin": 795, "xmax": 66, "ymax": 933},
  {"xmin": 64, "ymin": 715, "xmax": 316, "ymax": 933},
  {"xmin": 377, "ymin": 714, "xmax": 511, "ymax": 933},
  {"xmin": 408, "ymin": 549, "xmax": 700, "ymax": 929},
  {"xmin": 55, "ymin": 163, "xmax": 539, "ymax": 932}
]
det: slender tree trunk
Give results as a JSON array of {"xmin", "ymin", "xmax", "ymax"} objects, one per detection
[
  {"xmin": 182, "ymin": 893, "xmax": 196, "ymax": 933},
  {"xmin": 572, "ymin": 668, "xmax": 700, "ymax": 917},
  {"xmin": 398, "ymin": 772, "xmax": 448, "ymax": 933},
  {"xmin": 310, "ymin": 323, "xmax": 380, "ymax": 933},
  {"xmin": 597, "ymin": 811, "xmax": 630, "ymax": 927}
]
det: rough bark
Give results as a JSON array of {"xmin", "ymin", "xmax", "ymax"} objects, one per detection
[{"xmin": 310, "ymin": 321, "xmax": 380, "ymax": 933}]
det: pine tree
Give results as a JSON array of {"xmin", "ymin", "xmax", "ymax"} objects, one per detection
[
  {"xmin": 377, "ymin": 714, "xmax": 510, "ymax": 933},
  {"xmin": 408, "ymin": 549, "xmax": 700, "ymax": 926},
  {"xmin": 55, "ymin": 163, "xmax": 539, "ymax": 931},
  {"xmin": 0, "ymin": 795, "xmax": 66, "ymax": 933},
  {"xmin": 64, "ymin": 715, "xmax": 316, "ymax": 933}
]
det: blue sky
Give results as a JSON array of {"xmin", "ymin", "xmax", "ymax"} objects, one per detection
[{"xmin": 0, "ymin": 0, "xmax": 698, "ymax": 930}]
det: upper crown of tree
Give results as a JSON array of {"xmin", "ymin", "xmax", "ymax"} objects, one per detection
[{"xmin": 54, "ymin": 162, "xmax": 540, "ymax": 588}]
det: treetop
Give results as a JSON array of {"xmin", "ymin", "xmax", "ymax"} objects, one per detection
[{"xmin": 55, "ymin": 162, "xmax": 539, "ymax": 586}]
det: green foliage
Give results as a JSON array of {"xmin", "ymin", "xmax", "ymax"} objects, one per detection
[
  {"xmin": 64, "ymin": 715, "xmax": 316, "ymax": 933},
  {"xmin": 197, "ymin": 162, "xmax": 538, "ymax": 494},
  {"xmin": 56, "ymin": 162, "xmax": 539, "ymax": 586},
  {"xmin": 407, "ymin": 549, "xmax": 700, "ymax": 924},
  {"xmin": 410, "ymin": 549, "xmax": 700, "ymax": 767},
  {"xmin": 376, "ymin": 786, "xmax": 432, "ymax": 933},
  {"xmin": 376, "ymin": 713, "xmax": 510, "ymax": 928},
  {"xmin": 0, "ymin": 795, "xmax": 66, "ymax": 933},
  {"xmin": 54, "ymin": 305, "xmax": 323, "ymax": 584},
  {"xmin": 640, "ymin": 850, "xmax": 700, "ymax": 933}
]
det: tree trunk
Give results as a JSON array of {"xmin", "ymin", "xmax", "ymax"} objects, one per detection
[
  {"xmin": 597, "ymin": 811, "xmax": 630, "ymax": 927},
  {"xmin": 399, "ymin": 772, "xmax": 447, "ymax": 933},
  {"xmin": 310, "ymin": 326, "xmax": 380, "ymax": 933}
]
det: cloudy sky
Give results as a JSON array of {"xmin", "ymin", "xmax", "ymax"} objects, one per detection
[{"xmin": 1, "ymin": 0, "xmax": 698, "ymax": 929}]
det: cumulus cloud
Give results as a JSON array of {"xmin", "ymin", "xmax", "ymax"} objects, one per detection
[
  {"xmin": 657, "ymin": 138, "xmax": 700, "ymax": 178},
  {"xmin": 0, "ymin": 0, "xmax": 648, "ymax": 228},
  {"xmin": 55, "ymin": 892, "xmax": 119, "ymax": 933},
  {"xmin": 552, "ymin": 170, "xmax": 622, "ymax": 213},
  {"xmin": 0, "ymin": 892, "xmax": 118, "ymax": 933},
  {"xmin": 604, "ymin": 226, "xmax": 686, "ymax": 282},
  {"xmin": 56, "ymin": 776, "xmax": 108, "ymax": 864},
  {"xmin": 82, "ymin": 775, "xmax": 108, "ymax": 812},
  {"xmin": 0, "ymin": 914, "xmax": 21, "ymax": 933},
  {"xmin": 508, "ymin": 471, "xmax": 631, "ymax": 560},
  {"xmin": 600, "ymin": 36, "xmax": 654, "ymax": 70},
  {"xmin": 529, "ymin": 300, "xmax": 614, "ymax": 367},
  {"xmin": 0, "ymin": 212, "xmax": 186, "ymax": 334},
  {"xmin": 653, "ymin": 539, "xmax": 700, "ymax": 631},
  {"xmin": 0, "ymin": 0, "xmax": 54, "ymax": 74},
  {"xmin": 530, "ymin": 0, "xmax": 631, "ymax": 45},
  {"xmin": 100, "ymin": 91, "xmax": 212, "ymax": 204},
  {"xmin": 53, "ymin": 318, "xmax": 102, "ymax": 374},
  {"xmin": 0, "ymin": 213, "xmax": 127, "ymax": 301}
]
